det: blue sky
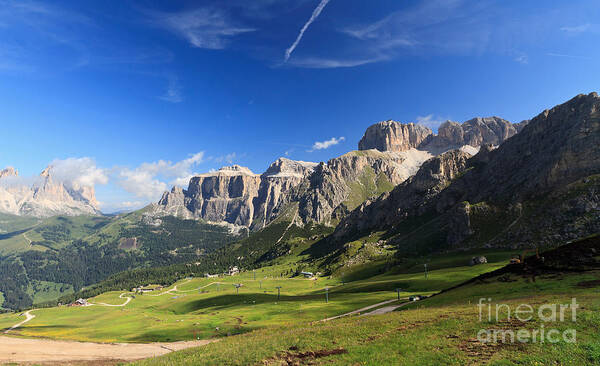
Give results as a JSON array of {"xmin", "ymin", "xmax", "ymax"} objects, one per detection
[{"xmin": 0, "ymin": 0, "xmax": 598, "ymax": 212}]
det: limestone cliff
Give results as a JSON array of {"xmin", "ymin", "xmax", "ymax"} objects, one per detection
[
  {"xmin": 271, "ymin": 149, "xmax": 434, "ymax": 226},
  {"xmin": 153, "ymin": 159, "xmax": 317, "ymax": 228},
  {"xmin": 358, "ymin": 117, "xmax": 519, "ymax": 154},
  {"xmin": 358, "ymin": 121, "xmax": 432, "ymax": 152}
]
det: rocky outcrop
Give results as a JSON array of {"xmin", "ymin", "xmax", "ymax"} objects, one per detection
[
  {"xmin": 0, "ymin": 167, "xmax": 18, "ymax": 179},
  {"xmin": 333, "ymin": 150, "xmax": 473, "ymax": 239},
  {"xmin": 358, "ymin": 117, "xmax": 519, "ymax": 154},
  {"xmin": 422, "ymin": 117, "xmax": 516, "ymax": 151},
  {"xmin": 153, "ymin": 159, "xmax": 317, "ymax": 228},
  {"xmin": 269, "ymin": 149, "xmax": 434, "ymax": 226},
  {"xmin": 0, "ymin": 166, "xmax": 101, "ymax": 217},
  {"xmin": 358, "ymin": 121, "xmax": 432, "ymax": 152}
]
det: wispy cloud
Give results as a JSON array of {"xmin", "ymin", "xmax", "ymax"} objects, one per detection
[
  {"xmin": 547, "ymin": 52, "xmax": 592, "ymax": 60},
  {"xmin": 212, "ymin": 153, "xmax": 237, "ymax": 165},
  {"xmin": 287, "ymin": 56, "xmax": 385, "ymax": 69},
  {"xmin": 415, "ymin": 115, "xmax": 446, "ymax": 130},
  {"xmin": 157, "ymin": 7, "xmax": 255, "ymax": 49},
  {"xmin": 560, "ymin": 24, "xmax": 591, "ymax": 34},
  {"xmin": 159, "ymin": 77, "xmax": 182, "ymax": 103},
  {"xmin": 514, "ymin": 54, "xmax": 528, "ymax": 64},
  {"xmin": 284, "ymin": 0, "xmax": 331, "ymax": 62},
  {"xmin": 308, "ymin": 136, "xmax": 345, "ymax": 152}
]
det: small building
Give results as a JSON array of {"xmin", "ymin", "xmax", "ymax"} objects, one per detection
[
  {"xmin": 300, "ymin": 271, "xmax": 314, "ymax": 278},
  {"xmin": 227, "ymin": 266, "xmax": 240, "ymax": 276},
  {"xmin": 71, "ymin": 298, "xmax": 89, "ymax": 306}
]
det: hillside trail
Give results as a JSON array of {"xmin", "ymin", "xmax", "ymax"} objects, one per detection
[
  {"xmin": 90, "ymin": 292, "xmax": 132, "ymax": 307},
  {"xmin": 320, "ymin": 299, "xmax": 409, "ymax": 322},
  {"xmin": 145, "ymin": 278, "xmax": 193, "ymax": 297},
  {"xmin": 3, "ymin": 310, "xmax": 35, "ymax": 334}
]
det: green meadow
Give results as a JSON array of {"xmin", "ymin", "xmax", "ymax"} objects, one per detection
[
  {"xmin": 136, "ymin": 270, "xmax": 600, "ymax": 366},
  {"xmin": 0, "ymin": 252, "xmax": 509, "ymax": 343}
]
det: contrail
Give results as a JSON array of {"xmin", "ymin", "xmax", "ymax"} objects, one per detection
[{"xmin": 284, "ymin": 0, "xmax": 331, "ymax": 62}]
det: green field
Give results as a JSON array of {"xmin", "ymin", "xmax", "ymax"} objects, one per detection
[
  {"xmin": 0, "ymin": 252, "xmax": 509, "ymax": 343},
  {"xmin": 135, "ymin": 270, "xmax": 600, "ymax": 365}
]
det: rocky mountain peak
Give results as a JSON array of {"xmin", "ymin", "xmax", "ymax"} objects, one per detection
[
  {"xmin": 0, "ymin": 167, "xmax": 18, "ymax": 178},
  {"xmin": 358, "ymin": 120, "xmax": 433, "ymax": 152},
  {"xmin": 264, "ymin": 158, "xmax": 318, "ymax": 178},
  {"xmin": 0, "ymin": 165, "xmax": 100, "ymax": 217},
  {"xmin": 40, "ymin": 166, "xmax": 52, "ymax": 177}
]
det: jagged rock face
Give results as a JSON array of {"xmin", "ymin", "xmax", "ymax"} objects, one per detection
[
  {"xmin": 253, "ymin": 159, "xmax": 318, "ymax": 229},
  {"xmin": 334, "ymin": 92, "xmax": 600, "ymax": 250},
  {"xmin": 358, "ymin": 121, "xmax": 432, "ymax": 152},
  {"xmin": 439, "ymin": 92, "xmax": 600, "ymax": 207},
  {"xmin": 270, "ymin": 149, "xmax": 435, "ymax": 226},
  {"xmin": 0, "ymin": 166, "xmax": 100, "ymax": 217},
  {"xmin": 359, "ymin": 117, "xmax": 518, "ymax": 154},
  {"xmin": 333, "ymin": 150, "xmax": 472, "ymax": 239},
  {"xmin": 0, "ymin": 167, "xmax": 18, "ymax": 179},
  {"xmin": 183, "ymin": 165, "xmax": 262, "ymax": 227},
  {"xmin": 154, "ymin": 159, "xmax": 317, "ymax": 228},
  {"xmin": 420, "ymin": 117, "xmax": 517, "ymax": 152}
]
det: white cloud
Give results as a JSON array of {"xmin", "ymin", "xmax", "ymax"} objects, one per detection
[
  {"xmin": 284, "ymin": 0, "xmax": 331, "ymax": 62},
  {"xmin": 309, "ymin": 136, "xmax": 345, "ymax": 151},
  {"xmin": 415, "ymin": 115, "xmax": 446, "ymax": 130},
  {"xmin": 116, "ymin": 152, "xmax": 204, "ymax": 200},
  {"xmin": 49, "ymin": 157, "xmax": 109, "ymax": 189},
  {"xmin": 158, "ymin": 8, "xmax": 255, "ymax": 49}
]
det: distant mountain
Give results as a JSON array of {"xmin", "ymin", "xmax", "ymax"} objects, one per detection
[
  {"xmin": 151, "ymin": 159, "xmax": 318, "ymax": 229},
  {"xmin": 358, "ymin": 116, "xmax": 518, "ymax": 154},
  {"xmin": 0, "ymin": 166, "xmax": 100, "ymax": 217}
]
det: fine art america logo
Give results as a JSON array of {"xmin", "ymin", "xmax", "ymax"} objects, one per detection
[{"xmin": 477, "ymin": 298, "xmax": 578, "ymax": 344}]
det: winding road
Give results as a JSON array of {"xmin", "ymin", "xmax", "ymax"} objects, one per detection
[{"xmin": 3, "ymin": 311, "xmax": 35, "ymax": 334}]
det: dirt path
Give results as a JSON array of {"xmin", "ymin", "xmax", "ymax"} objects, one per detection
[
  {"xmin": 22, "ymin": 231, "xmax": 33, "ymax": 247},
  {"xmin": 90, "ymin": 293, "xmax": 132, "ymax": 307},
  {"xmin": 3, "ymin": 310, "xmax": 35, "ymax": 334},
  {"xmin": 320, "ymin": 299, "xmax": 402, "ymax": 322},
  {"xmin": 146, "ymin": 278, "xmax": 192, "ymax": 297},
  {"xmin": 0, "ymin": 335, "xmax": 217, "ymax": 364}
]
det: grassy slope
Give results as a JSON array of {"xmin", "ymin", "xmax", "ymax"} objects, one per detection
[
  {"xmin": 0, "ymin": 213, "xmax": 39, "ymax": 233},
  {"xmin": 0, "ymin": 253, "xmax": 508, "ymax": 343},
  {"xmin": 0, "ymin": 215, "xmax": 110, "ymax": 255},
  {"xmin": 134, "ymin": 270, "xmax": 600, "ymax": 366}
]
